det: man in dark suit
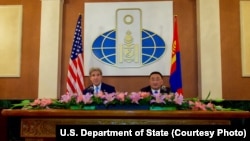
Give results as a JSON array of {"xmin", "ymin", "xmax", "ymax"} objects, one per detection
[
  {"xmin": 140, "ymin": 71, "xmax": 171, "ymax": 94},
  {"xmin": 83, "ymin": 67, "xmax": 116, "ymax": 94}
]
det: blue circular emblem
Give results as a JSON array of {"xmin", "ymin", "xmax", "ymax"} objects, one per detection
[{"xmin": 92, "ymin": 29, "xmax": 166, "ymax": 67}]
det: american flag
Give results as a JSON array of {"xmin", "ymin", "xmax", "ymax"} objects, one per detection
[{"xmin": 66, "ymin": 14, "xmax": 85, "ymax": 95}]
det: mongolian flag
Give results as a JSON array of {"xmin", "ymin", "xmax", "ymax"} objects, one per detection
[{"xmin": 169, "ymin": 15, "xmax": 183, "ymax": 95}]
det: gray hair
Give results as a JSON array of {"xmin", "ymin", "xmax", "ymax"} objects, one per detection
[{"xmin": 89, "ymin": 67, "xmax": 103, "ymax": 75}]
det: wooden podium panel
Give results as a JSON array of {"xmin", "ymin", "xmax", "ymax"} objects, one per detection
[{"xmin": 2, "ymin": 109, "xmax": 250, "ymax": 141}]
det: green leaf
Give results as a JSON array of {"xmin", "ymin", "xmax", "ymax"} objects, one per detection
[
  {"xmin": 10, "ymin": 100, "xmax": 31, "ymax": 109},
  {"xmin": 213, "ymin": 99, "xmax": 224, "ymax": 103},
  {"xmin": 205, "ymin": 91, "xmax": 211, "ymax": 100}
]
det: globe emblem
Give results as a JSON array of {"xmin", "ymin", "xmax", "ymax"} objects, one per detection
[{"xmin": 92, "ymin": 29, "xmax": 166, "ymax": 67}]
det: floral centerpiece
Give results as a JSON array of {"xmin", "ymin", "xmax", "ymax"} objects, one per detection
[{"xmin": 10, "ymin": 91, "xmax": 228, "ymax": 111}]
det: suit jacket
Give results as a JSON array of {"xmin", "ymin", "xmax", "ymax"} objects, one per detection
[
  {"xmin": 83, "ymin": 82, "xmax": 116, "ymax": 94},
  {"xmin": 140, "ymin": 85, "xmax": 171, "ymax": 94}
]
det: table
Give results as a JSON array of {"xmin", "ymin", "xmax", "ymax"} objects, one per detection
[{"xmin": 2, "ymin": 109, "xmax": 250, "ymax": 141}]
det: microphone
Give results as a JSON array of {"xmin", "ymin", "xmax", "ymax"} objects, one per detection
[
  {"xmin": 87, "ymin": 86, "xmax": 94, "ymax": 94},
  {"xmin": 160, "ymin": 85, "xmax": 168, "ymax": 93}
]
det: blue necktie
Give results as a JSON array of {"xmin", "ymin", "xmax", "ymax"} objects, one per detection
[
  {"xmin": 95, "ymin": 86, "xmax": 99, "ymax": 93},
  {"xmin": 154, "ymin": 90, "xmax": 158, "ymax": 94}
]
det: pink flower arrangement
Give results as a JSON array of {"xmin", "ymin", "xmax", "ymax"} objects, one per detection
[
  {"xmin": 59, "ymin": 91, "xmax": 152, "ymax": 107},
  {"xmin": 10, "ymin": 91, "xmax": 220, "ymax": 111},
  {"xmin": 11, "ymin": 98, "xmax": 57, "ymax": 109},
  {"xmin": 188, "ymin": 100, "xmax": 216, "ymax": 111},
  {"xmin": 30, "ymin": 98, "xmax": 53, "ymax": 108},
  {"xmin": 57, "ymin": 91, "xmax": 188, "ymax": 110},
  {"xmin": 150, "ymin": 92, "xmax": 184, "ymax": 106}
]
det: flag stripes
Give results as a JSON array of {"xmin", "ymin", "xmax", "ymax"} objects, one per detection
[
  {"xmin": 169, "ymin": 15, "xmax": 183, "ymax": 95},
  {"xmin": 66, "ymin": 14, "xmax": 85, "ymax": 95}
]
